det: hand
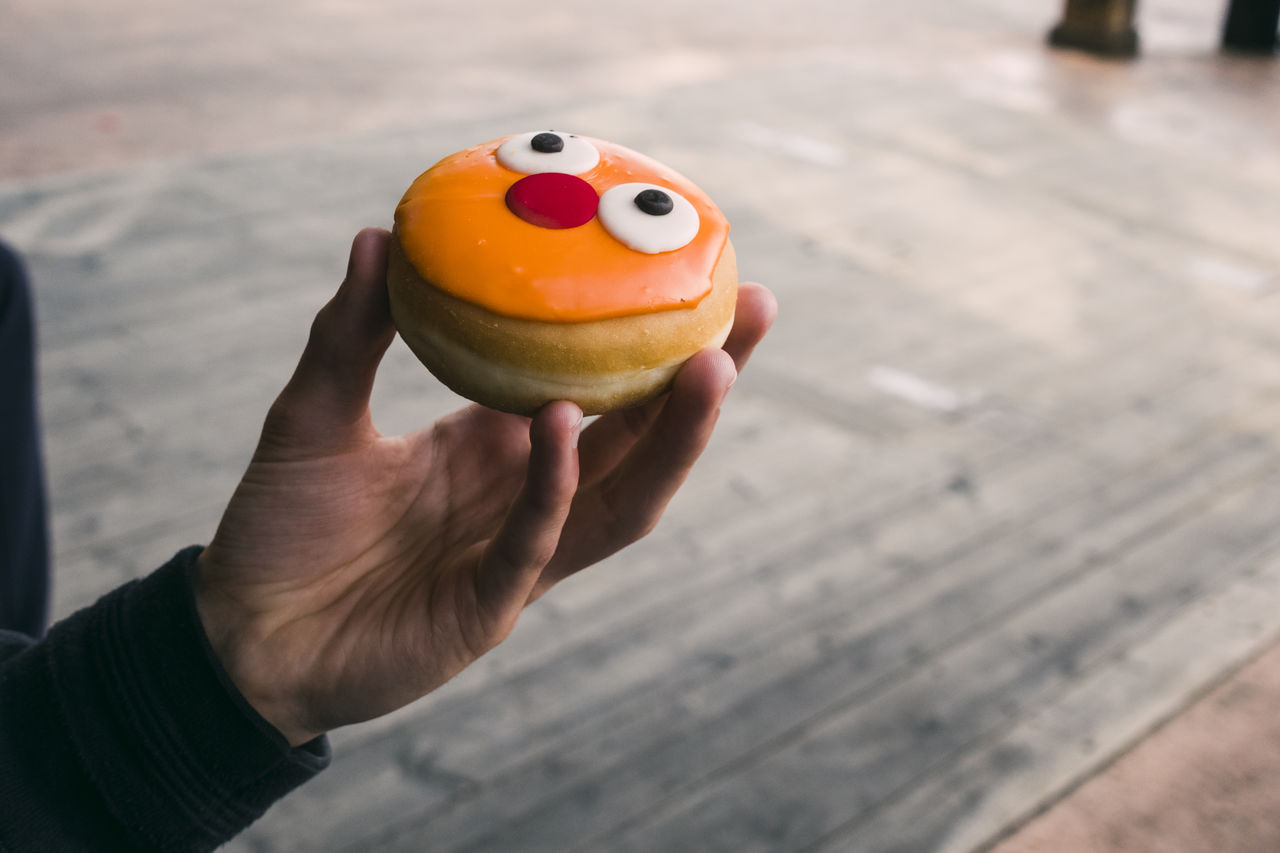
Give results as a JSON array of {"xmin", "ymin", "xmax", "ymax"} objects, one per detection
[{"xmin": 193, "ymin": 228, "xmax": 776, "ymax": 746}]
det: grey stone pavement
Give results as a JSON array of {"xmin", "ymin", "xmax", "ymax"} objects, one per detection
[{"xmin": 4, "ymin": 0, "xmax": 1280, "ymax": 850}]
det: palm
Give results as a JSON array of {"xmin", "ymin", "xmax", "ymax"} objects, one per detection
[
  {"xmin": 194, "ymin": 228, "xmax": 775, "ymax": 745},
  {"xmin": 202, "ymin": 405, "xmax": 549, "ymax": 731}
]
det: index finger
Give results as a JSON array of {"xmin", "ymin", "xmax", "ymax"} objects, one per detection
[
  {"xmin": 576, "ymin": 281, "xmax": 776, "ymax": 487},
  {"xmin": 535, "ymin": 347, "xmax": 737, "ymax": 595}
]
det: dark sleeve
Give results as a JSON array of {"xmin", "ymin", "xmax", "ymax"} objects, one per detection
[{"xmin": 0, "ymin": 546, "xmax": 330, "ymax": 852}]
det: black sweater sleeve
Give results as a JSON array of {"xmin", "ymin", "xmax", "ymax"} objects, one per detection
[{"xmin": 0, "ymin": 547, "xmax": 330, "ymax": 852}]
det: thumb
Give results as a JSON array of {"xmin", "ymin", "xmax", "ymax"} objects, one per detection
[{"xmin": 265, "ymin": 227, "xmax": 397, "ymax": 451}]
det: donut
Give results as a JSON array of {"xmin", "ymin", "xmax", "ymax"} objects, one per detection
[{"xmin": 387, "ymin": 131, "xmax": 736, "ymax": 415}]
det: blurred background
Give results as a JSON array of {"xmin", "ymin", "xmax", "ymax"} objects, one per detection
[{"xmin": 2, "ymin": 0, "xmax": 1279, "ymax": 850}]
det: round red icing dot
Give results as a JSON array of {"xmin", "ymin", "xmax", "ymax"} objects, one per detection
[{"xmin": 505, "ymin": 172, "xmax": 599, "ymax": 229}]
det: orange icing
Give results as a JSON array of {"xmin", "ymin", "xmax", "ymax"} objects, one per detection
[{"xmin": 394, "ymin": 135, "xmax": 730, "ymax": 323}]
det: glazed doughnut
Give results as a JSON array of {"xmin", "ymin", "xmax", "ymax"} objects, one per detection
[{"xmin": 387, "ymin": 131, "xmax": 736, "ymax": 415}]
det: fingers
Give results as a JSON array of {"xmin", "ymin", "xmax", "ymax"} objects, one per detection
[
  {"xmin": 599, "ymin": 347, "xmax": 735, "ymax": 535},
  {"xmin": 723, "ymin": 282, "xmax": 778, "ymax": 371},
  {"xmin": 578, "ymin": 281, "xmax": 776, "ymax": 487},
  {"xmin": 473, "ymin": 401, "xmax": 582, "ymax": 624},
  {"xmin": 536, "ymin": 348, "xmax": 734, "ymax": 598},
  {"xmin": 266, "ymin": 228, "xmax": 396, "ymax": 451},
  {"xmin": 575, "ymin": 393, "xmax": 666, "ymax": 489}
]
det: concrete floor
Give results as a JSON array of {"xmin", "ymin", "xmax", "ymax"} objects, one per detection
[
  {"xmin": 4, "ymin": 1, "xmax": 1280, "ymax": 851},
  {"xmin": 993, "ymin": 640, "xmax": 1280, "ymax": 853}
]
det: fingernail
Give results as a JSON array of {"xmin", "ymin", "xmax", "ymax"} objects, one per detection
[
  {"xmin": 723, "ymin": 369, "xmax": 738, "ymax": 400},
  {"xmin": 570, "ymin": 411, "xmax": 583, "ymax": 448}
]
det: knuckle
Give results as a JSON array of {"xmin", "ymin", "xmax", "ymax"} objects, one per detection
[{"xmin": 602, "ymin": 495, "xmax": 659, "ymax": 544}]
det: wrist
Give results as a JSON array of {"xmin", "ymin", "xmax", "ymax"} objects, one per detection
[{"xmin": 192, "ymin": 551, "xmax": 323, "ymax": 747}]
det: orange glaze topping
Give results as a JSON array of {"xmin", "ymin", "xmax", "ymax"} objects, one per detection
[{"xmin": 393, "ymin": 135, "xmax": 730, "ymax": 323}]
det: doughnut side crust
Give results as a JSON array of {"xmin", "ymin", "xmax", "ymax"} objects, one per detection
[{"xmin": 387, "ymin": 232, "xmax": 738, "ymax": 415}]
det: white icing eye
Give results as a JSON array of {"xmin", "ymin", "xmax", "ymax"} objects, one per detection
[
  {"xmin": 598, "ymin": 182, "xmax": 700, "ymax": 253},
  {"xmin": 496, "ymin": 131, "xmax": 600, "ymax": 175}
]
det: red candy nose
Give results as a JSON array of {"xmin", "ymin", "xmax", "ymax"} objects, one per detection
[{"xmin": 505, "ymin": 172, "xmax": 599, "ymax": 229}]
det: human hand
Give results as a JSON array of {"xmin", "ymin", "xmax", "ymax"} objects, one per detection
[{"xmin": 193, "ymin": 228, "xmax": 776, "ymax": 746}]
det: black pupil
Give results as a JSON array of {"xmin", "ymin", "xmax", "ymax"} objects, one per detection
[
  {"xmin": 531, "ymin": 132, "xmax": 564, "ymax": 153},
  {"xmin": 634, "ymin": 189, "xmax": 674, "ymax": 216}
]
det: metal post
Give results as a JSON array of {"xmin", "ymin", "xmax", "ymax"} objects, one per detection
[
  {"xmin": 1222, "ymin": 0, "xmax": 1280, "ymax": 53},
  {"xmin": 1048, "ymin": 0, "xmax": 1140, "ymax": 58}
]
